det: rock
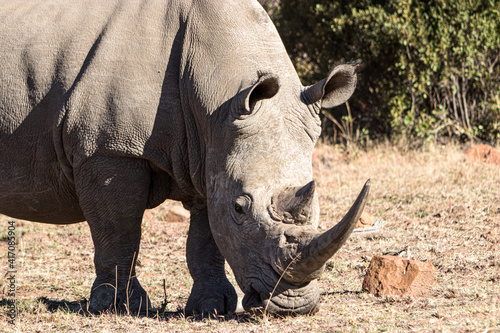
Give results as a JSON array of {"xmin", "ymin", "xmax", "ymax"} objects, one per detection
[
  {"xmin": 465, "ymin": 144, "xmax": 500, "ymax": 164},
  {"xmin": 356, "ymin": 211, "xmax": 375, "ymax": 228},
  {"xmin": 145, "ymin": 200, "xmax": 190, "ymax": 223},
  {"xmin": 163, "ymin": 204, "xmax": 190, "ymax": 222},
  {"xmin": 362, "ymin": 255, "xmax": 436, "ymax": 297}
]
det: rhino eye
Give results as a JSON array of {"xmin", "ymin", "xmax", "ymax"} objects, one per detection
[
  {"xmin": 234, "ymin": 202, "xmax": 244, "ymax": 215},
  {"xmin": 234, "ymin": 196, "xmax": 249, "ymax": 215},
  {"xmin": 232, "ymin": 195, "xmax": 252, "ymax": 224}
]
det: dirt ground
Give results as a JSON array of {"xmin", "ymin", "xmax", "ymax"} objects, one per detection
[{"xmin": 0, "ymin": 143, "xmax": 499, "ymax": 332}]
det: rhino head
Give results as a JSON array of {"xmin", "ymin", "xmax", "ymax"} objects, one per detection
[{"xmin": 203, "ymin": 62, "xmax": 369, "ymax": 315}]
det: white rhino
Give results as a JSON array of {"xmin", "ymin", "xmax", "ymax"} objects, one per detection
[{"xmin": 0, "ymin": 0, "xmax": 369, "ymax": 315}]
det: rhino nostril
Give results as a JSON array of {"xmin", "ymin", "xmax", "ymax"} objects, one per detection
[
  {"xmin": 284, "ymin": 233, "xmax": 297, "ymax": 244},
  {"xmin": 282, "ymin": 212, "xmax": 294, "ymax": 223},
  {"xmin": 296, "ymin": 212, "xmax": 308, "ymax": 224}
]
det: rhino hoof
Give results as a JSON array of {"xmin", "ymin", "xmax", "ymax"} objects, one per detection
[
  {"xmin": 89, "ymin": 284, "xmax": 115, "ymax": 313},
  {"xmin": 185, "ymin": 279, "xmax": 237, "ymax": 315},
  {"xmin": 89, "ymin": 279, "xmax": 152, "ymax": 315}
]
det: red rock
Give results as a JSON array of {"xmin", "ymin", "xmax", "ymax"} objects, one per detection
[
  {"xmin": 362, "ymin": 255, "xmax": 436, "ymax": 297},
  {"xmin": 144, "ymin": 201, "xmax": 190, "ymax": 223},
  {"xmin": 356, "ymin": 211, "xmax": 375, "ymax": 228},
  {"xmin": 163, "ymin": 205, "xmax": 190, "ymax": 222},
  {"xmin": 465, "ymin": 144, "xmax": 500, "ymax": 164}
]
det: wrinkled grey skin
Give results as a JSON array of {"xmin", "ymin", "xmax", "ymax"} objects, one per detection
[{"xmin": 0, "ymin": 0, "xmax": 367, "ymax": 315}]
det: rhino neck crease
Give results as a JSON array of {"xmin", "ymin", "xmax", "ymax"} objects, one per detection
[{"xmin": 141, "ymin": 6, "xmax": 208, "ymax": 203}]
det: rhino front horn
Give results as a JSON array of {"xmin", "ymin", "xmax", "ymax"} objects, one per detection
[{"xmin": 289, "ymin": 180, "xmax": 371, "ymax": 284}]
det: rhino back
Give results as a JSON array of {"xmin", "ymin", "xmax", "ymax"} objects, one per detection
[{"xmin": 0, "ymin": 0, "xmax": 191, "ymax": 221}]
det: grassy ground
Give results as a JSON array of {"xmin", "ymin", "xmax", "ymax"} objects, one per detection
[{"xmin": 0, "ymin": 143, "xmax": 499, "ymax": 332}]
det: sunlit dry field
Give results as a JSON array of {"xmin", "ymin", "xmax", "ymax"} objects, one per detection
[{"xmin": 1, "ymin": 143, "xmax": 499, "ymax": 332}]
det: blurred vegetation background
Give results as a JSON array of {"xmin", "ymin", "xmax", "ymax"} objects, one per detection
[{"xmin": 261, "ymin": 0, "xmax": 500, "ymax": 146}]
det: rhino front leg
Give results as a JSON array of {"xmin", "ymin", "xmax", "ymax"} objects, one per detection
[
  {"xmin": 185, "ymin": 201, "xmax": 237, "ymax": 315},
  {"xmin": 75, "ymin": 156, "xmax": 152, "ymax": 315}
]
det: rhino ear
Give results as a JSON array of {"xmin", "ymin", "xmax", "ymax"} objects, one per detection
[
  {"xmin": 304, "ymin": 60, "xmax": 361, "ymax": 109},
  {"xmin": 238, "ymin": 74, "xmax": 280, "ymax": 114}
]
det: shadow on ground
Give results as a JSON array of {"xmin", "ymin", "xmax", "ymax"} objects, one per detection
[
  {"xmin": 321, "ymin": 290, "xmax": 363, "ymax": 296},
  {"xmin": 35, "ymin": 297, "xmax": 255, "ymax": 322}
]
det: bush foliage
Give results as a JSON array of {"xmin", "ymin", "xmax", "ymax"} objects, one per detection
[{"xmin": 268, "ymin": 0, "xmax": 500, "ymax": 144}]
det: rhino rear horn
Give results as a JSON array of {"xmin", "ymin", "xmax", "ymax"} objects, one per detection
[
  {"xmin": 270, "ymin": 181, "xmax": 316, "ymax": 224},
  {"xmin": 289, "ymin": 180, "xmax": 370, "ymax": 283}
]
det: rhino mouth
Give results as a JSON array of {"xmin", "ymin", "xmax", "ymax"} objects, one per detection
[{"xmin": 242, "ymin": 277, "xmax": 320, "ymax": 315}]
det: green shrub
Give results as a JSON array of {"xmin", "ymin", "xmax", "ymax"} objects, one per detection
[{"xmin": 270, "ymin": 0, "xmax": 500, "ymax": 144}]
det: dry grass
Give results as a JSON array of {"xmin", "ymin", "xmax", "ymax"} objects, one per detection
[{"xmin": 1, "ymin": 143, "xmax": 499, "ymax": 332}]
